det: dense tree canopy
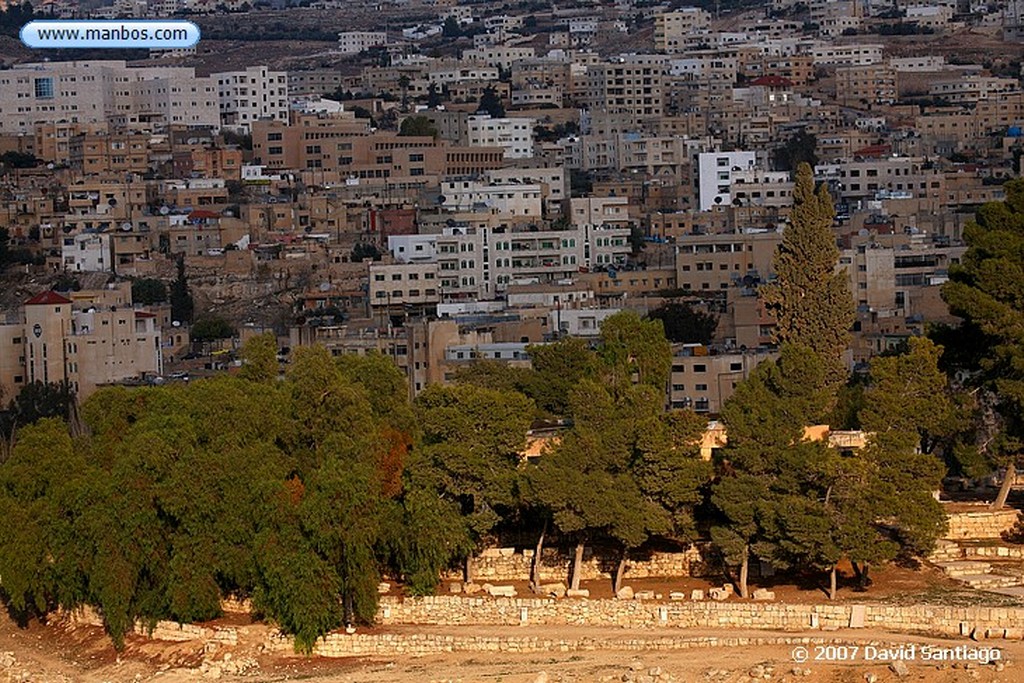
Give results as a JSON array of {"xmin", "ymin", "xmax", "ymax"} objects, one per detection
[
  {"xmin": 0, "ymin": 342, "xmax": 471, "ymax": 652},
  {"xmin": 942, "ymin": 178, "xmax": 1024, "ymax": 456}
]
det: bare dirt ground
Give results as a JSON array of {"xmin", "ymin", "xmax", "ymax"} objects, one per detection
[
  {"xmin": 2, "ymin": 613, "xmax": 1022, "ymax": 683},
  {"xmin": 2, "ymin": 564, "xmax": 1022, "ymax": 683}
]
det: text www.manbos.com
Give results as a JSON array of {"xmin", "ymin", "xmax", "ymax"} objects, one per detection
[{"xmin": 21, "ymin": 20, "xmax": 201, "ymax": 49}]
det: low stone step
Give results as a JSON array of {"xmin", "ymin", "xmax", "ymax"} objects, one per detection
[
  {"xmin": 956, "ymin": 574, "xmax": 1022, "ymax": 589},
  {"xmin": 935, "ymin": 561, "xmax": 992, "ymax": 578}
]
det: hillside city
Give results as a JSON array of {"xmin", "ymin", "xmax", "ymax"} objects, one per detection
[{"xmin": 3, "ymin": 0, "xmax": 1024, "ymax": 681}]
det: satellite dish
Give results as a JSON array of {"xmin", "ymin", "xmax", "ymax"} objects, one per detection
[
  {"xmin": 858, "ymin": 228, "xmax": 869, "ymax": 237},
  {"xmin": 160, "ymin": 206, "xmax": 170, "ymax": 215},
  {"xmin": 172, "ymin": 321, "xmax": 181, "ymax": 327},
  {"xmin": 121, "ymin": 222, "xmax": 133, "ymax": 231},
  {"xmin": 319, "ymin": 282, "xmax": 331, "ymax": 292}
]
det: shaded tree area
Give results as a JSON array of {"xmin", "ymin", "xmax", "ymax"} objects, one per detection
[
  {"xmin": 0, "ymin": 343, "xmax": 473, "ymax": 652},
  {"xmin": 477, "ymin": 86, "xmax": 506, "ymax": 118},
  {"xmin": 398, "ymin": 115, "xmax": 439, "ymax": 138},
  {"xmin": 772, "ymin": 130, "xmax": 818, "ymax": 173},
  {"xmin": 939, "ymin": 178, "xmax": 1024, "ymax": 505},
  {"xmin": 131, "ymin": 278, "xmax": 168, "ymax": 306},
  {"xmin": 710, "ymin": 339, "xmax": 953, "ymax": 600},
  {"xmin": 647, "ymin": 301, "xmax": 719, "ymax": 345},
  {"xmin": 169, "ymin": 254, "xmax": 194, "ymax": 325},
  {"xmin": 0, "ymin": 381, "xmax": 77, "ymax": 444}
]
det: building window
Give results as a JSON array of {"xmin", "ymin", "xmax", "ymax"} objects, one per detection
[{"xmin": 34, "ymin": 77, "xmax": 54, "ymax": 99}]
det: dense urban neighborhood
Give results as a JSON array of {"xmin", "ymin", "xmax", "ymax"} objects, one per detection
[{"xmin": 4, "ymin": 0, "xmax": 1024, "ymax": 681}]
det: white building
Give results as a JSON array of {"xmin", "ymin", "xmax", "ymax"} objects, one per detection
[
  {"xmin": 0, "ymin": 61, "xmax": 220, "ymax": 134},
  {"xmin": 697, "ymin": 151, "xmax": 759, "ymax": 211},
  {"xmin": 440, "ymin": 179, "xmax": 543, "ymax": 218},
  {"xmin": 465, "ymin": 115, "xmax": 535, "ymax": 159},
  {"xmin": 213, "ymin": 66, "xmax": 289, "ymax": 133},
  {"xmin": 61, "ymin": 233, "xmax": 111, "ymax": 273},
  {"xmin": 811, "ymin": 44, "xmax": 884, "ymax": 67},
  {"xmin": 388, "ymin": 224, "xmax": 632, "ymax": 299},
  {"xmin": 337, "ymin": 31, "xmax": 387, "ymax": 55}
]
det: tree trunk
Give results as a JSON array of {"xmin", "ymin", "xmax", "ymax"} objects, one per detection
[
  {"xmin": 860, "ymin": 562, "xmax": 871, "ymax": 589},
  {"xmin": 464, "ymin": 555, "xmax": 474, "ymax": 584},
  {"xmin": 613, "ymin": 548, "xmax": 628, "ymax": 594},
  {"xmin": 992, "ymin": 462, "xmax": 1016, "ymax": 510},
  {"xmin": 530, "ymin": 519, "xmax": 547, "ymax": 591},
  {"xmin": 570, "ymin": 541, "xmax": 585, "ymax": 591},
  {"xmin": 828, "ymin": 565, "xmax": 837, "ymax": 601},
  {"xmin": 738, "ymin": 544, "xmax": 749, "ymax": 599}
]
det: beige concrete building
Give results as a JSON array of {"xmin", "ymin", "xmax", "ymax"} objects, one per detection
[
  {"xmin": 0, "ymin": 289, "xmax": 162, "ymax": 401},
  {"xmin": 654, "ymin": 8, "xmax": 711, "ymax": 53},
  {"xmin": 675, "ymin": 230, "xmax": 783, "ymax": 292},
  {"xmin": 668, "ymin": 345, "xmax": 777, "ymax": 413},
  {"xmin": 586, "ymin": 58, "xmax": 665, "ymax": 118}
]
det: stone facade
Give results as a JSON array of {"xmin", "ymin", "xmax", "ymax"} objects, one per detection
[
  {"xmin": 446, "ymin": 545, "xmax": 713, "ymax": 583},
  {"xmin": 943, "ymin": 508, "xmax": 1021, "ymax": 540}
]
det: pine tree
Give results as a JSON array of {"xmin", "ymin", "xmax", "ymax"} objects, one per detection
[{"xmin": 760, "ymin": 162, "xmax": 854, "ymax": 398}]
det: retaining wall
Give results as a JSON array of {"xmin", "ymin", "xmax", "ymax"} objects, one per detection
[
  {"xmin": 374, "ymin": 595, "xmax": 1024, "ymax": 639},
  {"xmin": 445, "ymin": 544, "xmax": 713, "ymax": 583},
  {"xmin": 943, "ymin": 508, "xmax": 1021, "ymax": 540}
]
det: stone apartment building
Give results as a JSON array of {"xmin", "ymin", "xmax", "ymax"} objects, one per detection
[
  {"xmin": 213, "ymin": 66, "xmax": 289, "ymax": 133},
  {"xmin": 654, "ymin": 8, "xmax": 711, "ymax": 53},
  {"xmin": 675, "ymin": 229, "xmax": 783, "ymax": 293},
  {"xmin": 0, "ymin": 61, "xmax": 221, "ymax": 134},
  {"xmin": 668, "ymin": 345, "xmax": 777, "ymax": 413},
  {"xmin": 0, "ymin": 288, "xmax": 162, "ymax": 401},
  {"xmin": 586, "ymin": 58, "xmax": 666, "ymax": 119}
]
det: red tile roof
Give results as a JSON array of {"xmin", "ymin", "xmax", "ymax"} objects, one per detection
[{"xmin": 25, "ymin": 291, "xmax": 73, "ymax": 306}]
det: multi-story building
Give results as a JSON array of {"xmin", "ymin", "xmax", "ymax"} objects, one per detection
[
  {"xmin": 0, "ymin": 61, "xmax": 220, "ymax": 134},
  {"xmin": 835, "ymin": 64, "xmax": 897, "ymax": 106},
  {"xmin": 668, "ymin": 345, "xmax": 777, "ymax": 413},
  {"xmin": 213, "ymin": 66, "xmax": 289, "ymax": 132},
  {"xmin": 696, "ymin": 151, "xmax": 758, "ymax": 211},
  {"xmin": 811, "ymin": 44, "xmax": 884, "ymax": 67},
  {"xmin": 654, "ymin": 8, "xmax": 711, "ymax": 53},
  {"xmin": 586, "ymin": 57, "xmax": 666, "ymax": 118},
  {"xmin": 440, "ymin": 179, "xmax": 543, "ymax": 220},
  {"xmin": 61, "ymin": 233, "xmax": 112, "ymax": 273},
  {"xmin": 0, "ymin": 289, "xmax": 162, "ymax": 401},
  {"xmin": 369, "ymin": 262, "xmax": 442, "ymax": 314},
  {"xmin": 337, "ymin": 31, "xmax": 387, "ymax": 55},
  {"xmin": 388, "ymin": 223, "xmax": 632, "ymax": 299},
  {"xmin": 675, "ymin": 229, "xmax": 783, "ymax": 292},
  {"xmin": 465, "ymin": 115, "xmax": 535, "ymax": 159}
]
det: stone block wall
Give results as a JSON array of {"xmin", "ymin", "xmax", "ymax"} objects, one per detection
[
  {"xmin": 375, "ymin": 595, "xmax": 1024, "ymax": 640},
  {"xmin": 444, "ymin": 544, "xmax": 713, "ymax": 583},
  {"xmin": 943, "ymin": 508, "xmax": 1021, "ymax": 540}
]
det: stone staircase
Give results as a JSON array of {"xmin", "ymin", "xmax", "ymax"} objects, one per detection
[{"xmin": 929, "ymin": 507, "xmax": 1024, "ymax": 595}]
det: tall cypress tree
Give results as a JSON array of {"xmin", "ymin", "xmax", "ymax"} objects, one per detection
[
  {"xmin": 169, "ymin": 254, "xmax": 194, "ymax": 325},
  {"xmin": 760, "ymin": 162, "xmax": 854, "ymax": 401}
]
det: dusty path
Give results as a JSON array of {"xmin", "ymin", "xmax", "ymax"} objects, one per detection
[{"xmin": 3, "ymin": 611, "xmax": 1022, "ymax": 683}]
